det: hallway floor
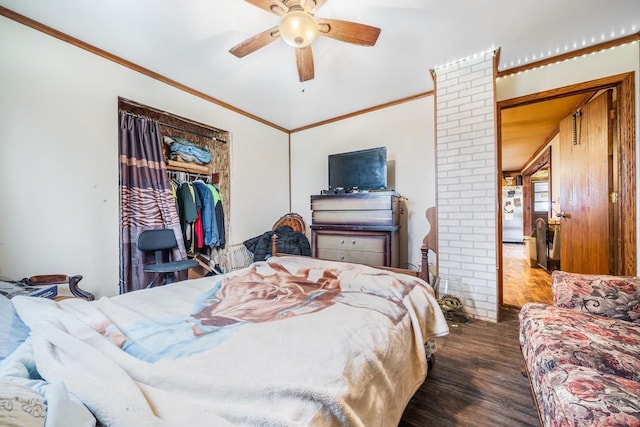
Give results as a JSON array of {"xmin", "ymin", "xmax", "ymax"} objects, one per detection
[{"xmin": 503, "ymin": 243, "xmax": 553, "ymax": 307}]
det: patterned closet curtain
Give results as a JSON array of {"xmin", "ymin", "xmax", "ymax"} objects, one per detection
[{"xmin": 118, "ymin": 112, "xmax": 187, "ymax": 293}]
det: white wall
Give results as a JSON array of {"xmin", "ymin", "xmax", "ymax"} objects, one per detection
[
  {"xmin": 289, "ymin": 96, "xmax": 436, "ymax": 270},
  {"xmin": 497, "ymin": 41, "xmax": 640, "ymax": 274},
  {"xmin": 0, "ymin": 16, "xmax": 290, "ymax": 297}
]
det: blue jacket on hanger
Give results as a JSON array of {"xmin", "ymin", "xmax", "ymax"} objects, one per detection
[{"xmin": 192, "ymin": 181, "xmax": 219, "ymax": 248}]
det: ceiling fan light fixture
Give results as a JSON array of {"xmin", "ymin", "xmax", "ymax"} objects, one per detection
[{"xmin": 279, "ymin": 9, "xmax": 318, "ymax": 48}]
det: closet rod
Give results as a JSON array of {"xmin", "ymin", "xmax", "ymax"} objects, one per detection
[
  {"xmin": 120, "ymin": 110, "xmax": 226, "ymax": 143},
  {"xmin": 158, "ymin": 121, "xmax": 227, "ymax": 144},
  {"xmin": 168, "ymin": 169, "xmax": 211, "ymax": 183}
]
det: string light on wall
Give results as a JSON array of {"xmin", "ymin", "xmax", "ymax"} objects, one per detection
[
  {"xmin": 499, "ymin": 25, "xmax": 638, "ymax": 71},
  {"xmin": 433, "ymin": 46, "xmax": 497, "ymax": 71},
  {"xmin": 497, "ymin": 27, "xmax": 639, "ymax": 79}
]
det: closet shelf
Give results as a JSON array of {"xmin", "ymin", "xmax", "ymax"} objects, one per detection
[{"xmin": 166, "ymin": 160, "xmax": 210, "ymax": 174}]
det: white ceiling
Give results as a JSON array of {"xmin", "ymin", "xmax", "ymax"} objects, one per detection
[{"xmin": 1, "ymin": 0, "xmax": 639, "ymax": 131}]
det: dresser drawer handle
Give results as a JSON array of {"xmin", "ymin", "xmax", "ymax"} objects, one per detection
[
  {"xmin": 351, "ymin": 240, "xmax": 356, "ymax": 244},
  {"xmin": 340, "ymin": 239, "xmax": 345, "ymax": 244},
  {"xmin": 340, "ymin": 254, "xmax": 345, "ymax": 260}
]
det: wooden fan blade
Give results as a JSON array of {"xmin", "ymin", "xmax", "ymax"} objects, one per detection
[
  {"xmin": 229, "ymin": 27, "xmax": 280, "ymax": 58},
  {"xmin": 295, "ymin": 46, "xmax": 315, "ymax": 82},
  {"xmin": 244, "ymin": 0, "xmax": 287, "ymax": 15},
  {"xmin": 317, "ymin": 18, "xmax": 381, "ymax": 46},
  {"xmin": 301, "ymin": 0, "xmax": 327, "ymax": 13}
]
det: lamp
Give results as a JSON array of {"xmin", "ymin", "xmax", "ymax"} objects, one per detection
[{"xmin": 279, "ymin": 6, "xmax": 318, "ymax": 48}]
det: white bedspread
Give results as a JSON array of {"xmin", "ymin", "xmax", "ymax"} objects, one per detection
[{"xmin": 12, "ymin": 256, "xmax": 448, "ymax": 427}]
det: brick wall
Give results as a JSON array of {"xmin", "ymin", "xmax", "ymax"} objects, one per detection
[{"xmin": 433, "ymin": 51, "xmax": 498, "ymax": 321}]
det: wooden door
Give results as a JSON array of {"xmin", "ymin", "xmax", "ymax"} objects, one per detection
[{"xmin": 559, "ymin": 90, "xmax": 612, "ymax": 274}]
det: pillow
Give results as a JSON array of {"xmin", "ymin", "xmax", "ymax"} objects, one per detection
[
  {"xmin": 0, "ymin": 381, "xmax": 46, "ymax": 427},
  {"xmin": 0, "ymin": 295, "xmax": 30, "ymax": 361},
  {"xmin": 553, "ymin": 271, "xmax": 640, "ymax": 323}
]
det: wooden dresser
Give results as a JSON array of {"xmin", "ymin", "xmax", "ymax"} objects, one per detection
[{"xmin": 310, "ymin": 192, "xmax": 399, "ymax": 267}]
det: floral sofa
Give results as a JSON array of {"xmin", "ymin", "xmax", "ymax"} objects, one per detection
[{"xmin": 519, "ymin": 271, "xmax": 640, "ymax": 426}]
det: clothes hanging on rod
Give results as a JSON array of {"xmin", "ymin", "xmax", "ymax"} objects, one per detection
[
  {"xmin": 175, "ymin": 181, "xmax": 198, "ymax": 251},
  {"xmin": 170, "ymin": 177, "xmax": 225, "ymax": 253},
  {"xmin": 193, "ymin": 181, "xmax": 222, "ymax": 249}
]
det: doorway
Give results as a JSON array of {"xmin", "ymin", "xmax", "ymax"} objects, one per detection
[
  {"xmin": 531, "ymin": 169, "xmax": 550, "ymax": 230},
  {"xmin": 497, "ymin": 72, "xmax": 637, "ymax": 308}
]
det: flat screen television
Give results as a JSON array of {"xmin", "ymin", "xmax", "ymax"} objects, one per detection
[{"xmin": 328, "ymin": 147, "xmax": 387, "ymax": 191}]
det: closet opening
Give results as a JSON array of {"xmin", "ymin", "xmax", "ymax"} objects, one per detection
[{"xmin": 118, "ymin": 97, "xmax": 231, "ymax": 292}]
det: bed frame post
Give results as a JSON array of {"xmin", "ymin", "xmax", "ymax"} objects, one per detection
[
  {"xmin": 420, "ymin": 245, "xmax": 430, "ymax": 284},
  {"xmin": 421, "ymin": 206, "xmax": 437, "ymax": 286},
  {"xmin": 271, "ymin": 234, "xmax": 278, "ymax": 258}
]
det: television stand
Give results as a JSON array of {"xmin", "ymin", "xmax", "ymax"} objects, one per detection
[{"xmin": 310, "ymin": 192, "xmax": 400, "ymax": 267}]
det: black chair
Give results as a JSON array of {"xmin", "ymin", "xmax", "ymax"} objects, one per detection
[
  {"xmin": 138, "ymin": 229, "xmax": 199, "ymax": 287},
  {"xmin": 535, "ymin": 218, "xmax": 549, "ymax": 271}
]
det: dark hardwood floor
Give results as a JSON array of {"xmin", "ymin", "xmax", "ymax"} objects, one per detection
[
  {"xmin": 400, "ymin": 307, "xmax": 539, "ymax": 426},
  {"xmin": 398, "ymin": 244, "xmax": 549, "ymax": 426},
  {"xmin": 502, "ymin": 243, "xmax": 552, "ymax": 307}
]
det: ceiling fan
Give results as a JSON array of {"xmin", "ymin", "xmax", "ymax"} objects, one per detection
[{"xmin": 229, "ymin": 0, "xmax": 381, "ymax": 82}]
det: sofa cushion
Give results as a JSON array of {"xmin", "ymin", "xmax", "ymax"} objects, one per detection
[
  {"xmin": 536, "ymin": 363, "xmax": 640, "ymax": 427},
  {"xmin": 520, "ymin": 303, "xmax": 640, "ymax": 382},
  {"xmin": 520, "ymin": 303, "xmax": 640, "ymax": 426},
  {"xmin": 552, "ymin": 271, "xmax": 640, "ymax": 323}
]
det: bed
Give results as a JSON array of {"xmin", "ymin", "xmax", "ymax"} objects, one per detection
[{"xmin": 0, "ymin": 255, "xmax": 448, "ymax": 427}]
